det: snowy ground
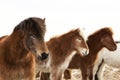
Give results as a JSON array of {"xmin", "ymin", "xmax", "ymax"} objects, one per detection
[
  {"xmin": 64, "ymin": 65, "xmax": 120, "ymax": 80},
  {"xmin": 36, "ymin": 65, "xmax": 120, "ymax": 80}
]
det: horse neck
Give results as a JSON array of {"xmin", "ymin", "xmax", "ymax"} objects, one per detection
[
  {"xmin": 87, "ymin": 40, "xmax": 103, "ymax": 56},
  {"xmin": 3, "ymin": 33, "xmax": 29, "ymax": 63},
  {"xmin": 59, "ymin": 37, "xmax": 74, "ymax": 56},
  {"xmin": 78, "ymin": 40, "xmax": 104, "ymax": 66},
  {"xmin": 48, "ymin": 38, "xmax": 74, "ymax": 59}
]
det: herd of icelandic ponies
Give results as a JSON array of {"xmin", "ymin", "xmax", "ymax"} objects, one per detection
[{"xmin": 0, "ymin": 17, "xmax": 119, "ymax": 80}]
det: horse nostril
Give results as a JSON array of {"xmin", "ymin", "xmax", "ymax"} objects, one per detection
[
  {"xmin": 82, "ymin": 49, "xmax": 89, "ymax": 56},
  {"xmin": 85, "ymin": 50, "xmax": 89, "ymax": 55},
  {"xmin": 38, "ymin": 52, "xmax": 49, "ymax": 60}
]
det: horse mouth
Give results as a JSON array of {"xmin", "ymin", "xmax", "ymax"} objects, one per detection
[
  {"xmin": 109, "ymin": 47, "xmax": 117, "ymax": 51},
  {"xmin": 106, "ymin": 44, "xmax": 117, "ymax": 51},
  {"xmin": 35, "ymin": 57, "xmax": 49, "ymax": 65},
  {"xmin": 35, "ymin": 58, "xmax": 50, "ymax": 72}
]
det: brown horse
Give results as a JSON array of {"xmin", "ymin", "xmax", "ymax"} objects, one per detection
[
  {"xmin": 0, "ymin": 17, "xmax": 49, "ymax": 80},
  {"xmin": 39, "ymin": 27, "xmax": 117, "ymax": 80},
  {"xmin": 36, "ymin": 28, "xmax": 89, "ymax": 80},
  {"xmin": 63, "ymin": 27, "xmax": 117, "ymax": 80}
]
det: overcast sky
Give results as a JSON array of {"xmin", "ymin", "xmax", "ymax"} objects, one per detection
[{"xmin": 0, "ymin": 0, "xmax": 120, "ymax": 41}]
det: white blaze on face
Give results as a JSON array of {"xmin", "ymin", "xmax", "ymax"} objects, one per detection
[
  {"xmin": 78, "ymin": 28, "xmax": 89, "ymax": 56},
  {"xmin": 79, "ymin": 28, "xmax": 86, "ymax": 40}
]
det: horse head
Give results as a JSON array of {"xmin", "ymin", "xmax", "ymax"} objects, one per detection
[
  {"xmin": 100, "ymin": 27, "xmax": 117, "ymax": 51},
  {"xmin": 88, "ymin": 27, "xmax": 117, "ymax": 51},
  {"xmin": 13, "ymin": 17, "xmax": 49, "ymax": 61},
  {"xmin": 68, "ymin": 28, "xmax": 89, "ymax": 56}
]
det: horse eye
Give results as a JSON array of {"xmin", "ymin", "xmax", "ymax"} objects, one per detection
[
  {"xmin": 76, "ymin": 38, "xmax": 82, "ymax": 42},
  {"xmin": 30, "ymin": 35, "xmax": 36, "ymax": 39},
  {"xmin": 78, "ymin": 38, "xmax": 81, "ymax": 40}
]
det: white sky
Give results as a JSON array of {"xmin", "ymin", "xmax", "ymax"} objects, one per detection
[{"xmin": 0, "ymin": 0, "xmax": 120, "ymax": 41}]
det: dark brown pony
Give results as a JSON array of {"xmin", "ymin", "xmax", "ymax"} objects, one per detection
[
  {"xmin": 63, "ymin": 27, "xmax": 117, "ymax": 80},
  {"xmin": 0, "ymin": 17, "xmax": 49, "ymax": 80},
  {"xmin": 36, "ymin": 28, "xmax": 89, "ymax": 80},
  {"xmin": 39, "ymin": 27, "xmax": 117, "ymax": 80}
]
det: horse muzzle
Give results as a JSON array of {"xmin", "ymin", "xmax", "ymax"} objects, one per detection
[
  {"xmin": 37, "ymin": 52, "xmax": 49, "ymax": 60},
  {"xmin": 81, "ymin": 48, "xmax": 89, "ymax": 56}
]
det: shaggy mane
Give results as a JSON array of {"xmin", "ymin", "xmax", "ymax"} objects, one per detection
[{"xmin": 88, "ymin": 27, "xmax": 113, "ymax": 41}]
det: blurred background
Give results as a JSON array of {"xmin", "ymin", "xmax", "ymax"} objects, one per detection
[{"xmin": 0, "ymin": 0, "xmax": 120, "ymax": 41}]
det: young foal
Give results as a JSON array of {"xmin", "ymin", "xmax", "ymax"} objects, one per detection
[
  {"xmin": 37, "ymin": 28, "xmax": 89, "ymax": 80},
  {"xmin": 0, "ymin": 17, "xmax": 49, "ymax": 80},
  {"xmin": 94, "ymin": 42, "xmax": 120, "ymax": 80},
  {"xmin": 63, "ymin": 27, "xmax": 117, "ymax": 80}
]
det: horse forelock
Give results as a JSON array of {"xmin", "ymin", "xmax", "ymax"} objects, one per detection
[
  {"xmin": 32, "ymin": 17, "xmax": 46, "ymax": 33},
  {"xmin": 13, "ymin": 17, "xmax": 46, "ymax": 38},
  {"xmin": 78, "ymin": 28, "xmax": 86, "ymax": 40},
  {"xmin": 88, "ymin": 27, "xmax": 113, "ymax": 41}
]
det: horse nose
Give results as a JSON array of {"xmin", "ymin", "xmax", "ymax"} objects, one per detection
[
  {"xmin": 82, "ymin": 49, "xmax": 89, "ymax": 56},
  {"xmin": 37, "ymin": 52, "xmax": 49, "ymax": 60},
  {"xmin": 85, "ymin": 50, "xmax": 89, "ymax": 55},
  {"xmin": 111, "ymin": 46, "xmax": 117, "ymax": 51}
]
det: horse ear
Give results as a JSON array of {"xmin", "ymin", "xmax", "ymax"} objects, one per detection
[
  {"xmin": 43, "ymin": 18, "xmax": 46, "ymax": 22},
  {"xmin": 76, "ymin": 28, "xmax": 80, "ymax": 32}
]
